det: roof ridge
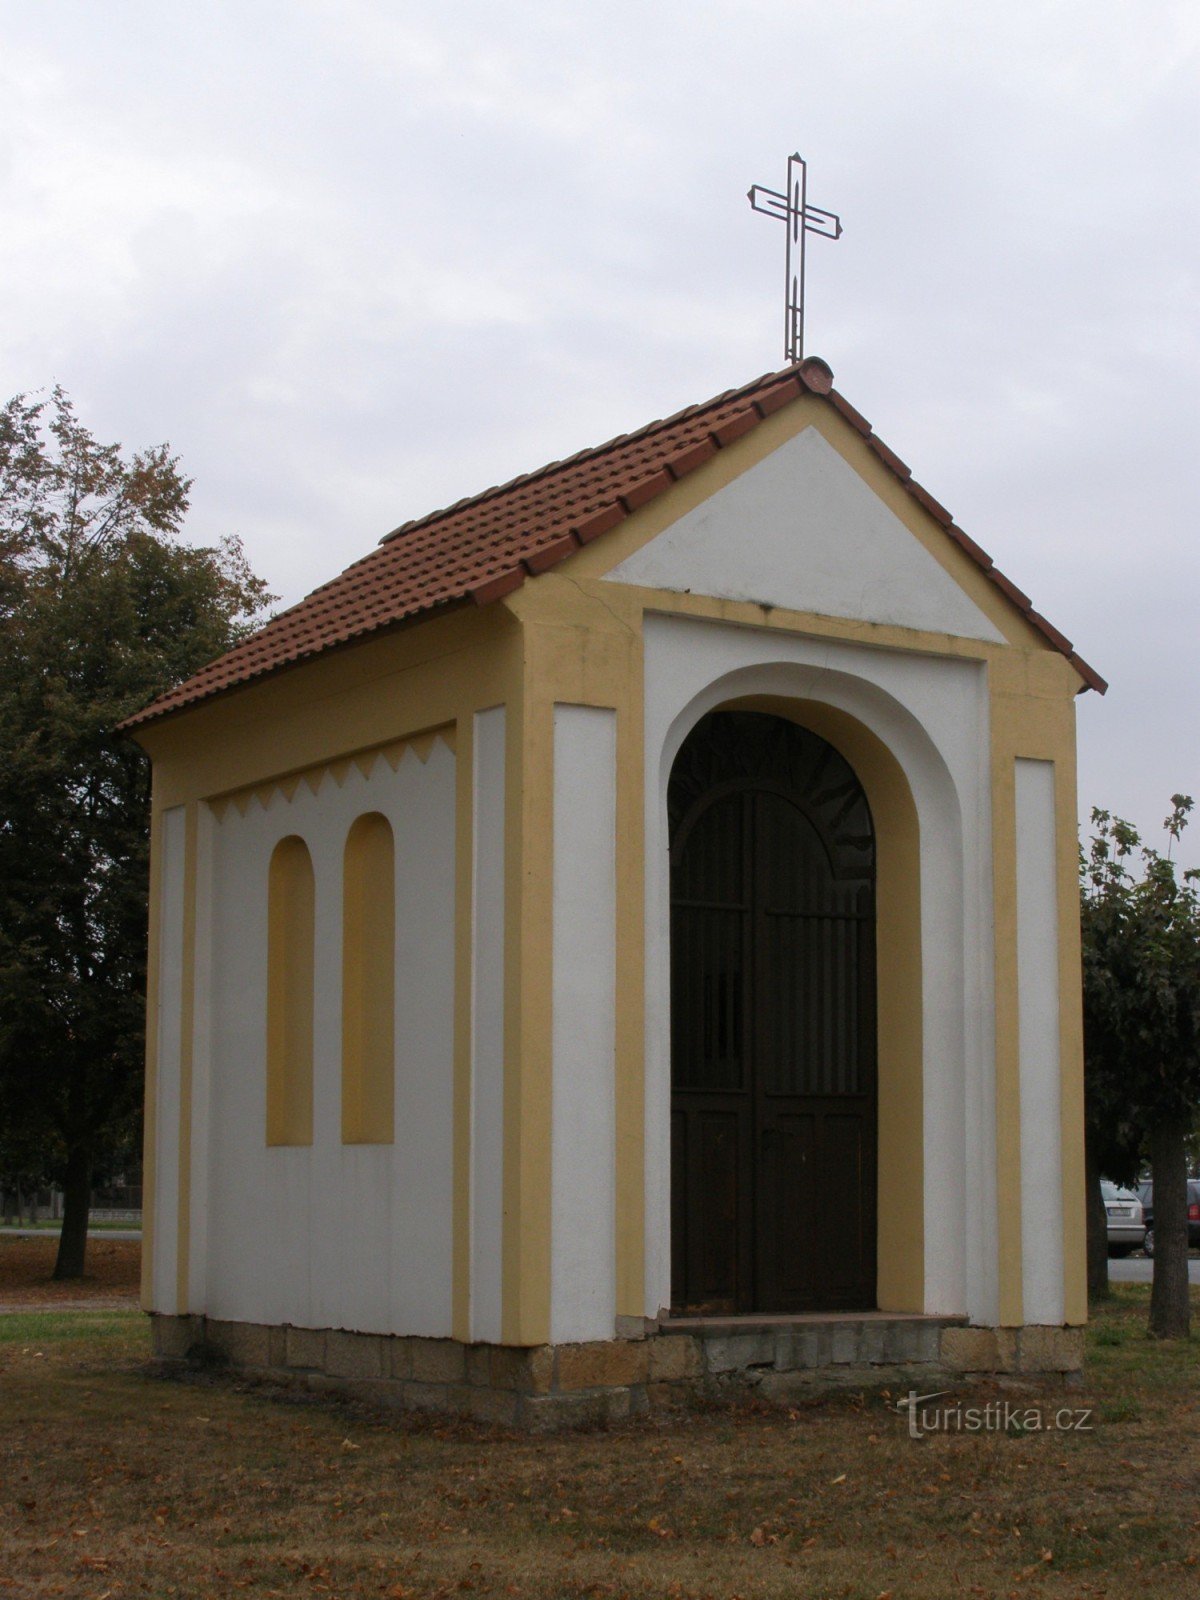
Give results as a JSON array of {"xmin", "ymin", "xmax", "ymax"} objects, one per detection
[
  {"xmin": 378, "ymin": 365, "xmax": 797, "ymax": 547},
  {"xmin": 120, "ymin": 356, "xmax": 1104, "ymax": 732}
]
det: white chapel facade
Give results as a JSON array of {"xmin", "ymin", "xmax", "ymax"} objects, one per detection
[{"xmin": 128, "ymin": 357, "xmax": 1102, "ymax": 1423}]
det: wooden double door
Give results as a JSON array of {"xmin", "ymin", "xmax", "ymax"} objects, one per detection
[{"xmin": 669, "ymin": 711, "xmax": 878, "ymax": 1314}]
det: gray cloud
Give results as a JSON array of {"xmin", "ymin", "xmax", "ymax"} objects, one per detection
[{"xmin": 2, "ymin": 0, "xmax": 1196, "ymax": 860}]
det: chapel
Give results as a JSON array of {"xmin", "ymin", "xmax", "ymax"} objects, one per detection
[{"xmin": 127, "ymin": 355, "xmax": 1103, "ymax": 1425}]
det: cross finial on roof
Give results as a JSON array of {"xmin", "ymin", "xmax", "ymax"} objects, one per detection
[{"xmin": 748, "ymin": 153, "xmax": 842, "ymax": 365}]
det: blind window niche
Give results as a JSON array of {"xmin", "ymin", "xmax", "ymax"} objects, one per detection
[
  {"xmin": 341, "ymin": 812, "xmax": 396, "ymax": 1144},
  {"xmin": 266, "ymin": 834, "xmax": 315, "ymax": 1146}
]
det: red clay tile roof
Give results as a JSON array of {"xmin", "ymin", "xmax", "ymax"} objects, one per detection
[{"xmin": 123, "ymin": 356, "xmax": 1105, "ymax": 730}]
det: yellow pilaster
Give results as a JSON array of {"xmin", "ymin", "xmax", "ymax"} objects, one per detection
[
  {"xmin": 451, "ymin": 710, "xmax": 475, "ymax": 1344},
  {"xmin": 989, "ymin": 748, "xmax": 1024, "ymax": 1327},
  {"xmin": 991, "ymin": 650, "xmax": 1088, "ymax": 1327},
  {"xmin": 1055, "ymin": 741, "xmax": 1088, "ymax": 1326},
  {"xmin": 140, "ymin": 790, "xmax": 164, "ymax": 1312},
  {"xmin": 501, "ymin": 686, "xmax": 553, "ymax": 1344},
  {"xmin": 174, "ymin": 801, "xmax": 199, "ymax": 1312}
]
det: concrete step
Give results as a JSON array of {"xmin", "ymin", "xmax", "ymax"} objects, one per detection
[{"xmin": 659, "ymin": 1313, "xmax": 965, "ymax": 1373}]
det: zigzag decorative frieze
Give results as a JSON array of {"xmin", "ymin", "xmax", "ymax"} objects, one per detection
[{"xmin": 207, "ymin": 726, "xmax": 456, "ymax": 822}]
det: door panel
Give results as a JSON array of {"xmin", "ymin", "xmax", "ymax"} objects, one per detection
[
  {"xmin": 760, "ymin": 1110, "xmax": 819, "ymax": 1308},
  {"xmin": 819, "ymin": 1114, "xmax": 871, "ymax": 1302},
  {"xmin": 669, "ymin": 711, "xmax": 877, "ymax": 1314}
]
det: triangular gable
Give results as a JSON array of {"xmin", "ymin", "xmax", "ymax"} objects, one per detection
[
  {"xmin": 122, "ymin": 358, "xmax": 1103, "ymax": 731},
  {"xmin": 602, "ymin": 426, "xmax": 1006, "ymax": 644}
]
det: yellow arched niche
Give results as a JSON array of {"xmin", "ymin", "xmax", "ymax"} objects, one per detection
[
  {"xmin": 724, "ymin": 694, "xmax": 924, "ymax": 1312},
  {"xmin": 341, "ymin": 812, "xmax": 396, "ymax": 1145},
  {"xmin": 266, "ymin": 834, "xmax": 315, "ymax": 1147}
]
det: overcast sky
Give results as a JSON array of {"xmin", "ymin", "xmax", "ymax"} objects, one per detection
[{"xmin": 3, "ymin": 1, "xmax": 1197, "ymax": 862}]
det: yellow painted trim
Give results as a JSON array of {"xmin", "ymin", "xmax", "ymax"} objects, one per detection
[
  {"xmin": 174, "ymin": 803, "xmax": 199, "ymax": 1312},
  {"xmin": 989, "ymin": 649, "xmax": 1086, "ymax": 1326},
  {"xmin": 451, "ymin": 711, "xmax": 475, "ymax": 1342},
  {"xmin": 1054, "ymin": 747, "xmax": 1088, "ymax": 1326},
  {"xmin": 505, "ymin": 569, "xmax": 941, "ymax": 1325},
  {"xmin": 990, "ymin": 753, "xmax": 1023, "ymax": 1326},
  {"xmin": 560, "ymin": 395, "xmax": 1071, "ymax": 664},
  {"xmin": 499, "ymin": 584, "xmax": 644, "ymax": 1340},
  {"xmin": 728, "ymin": 695, "xmax": 925, "ymax": 1312},
  {"xmin": 613, "ymin": 659, "xmax": 647, "ymax": 1319},
  {"xmin": 266, "ymin": 835, "xmax": 315, "ymax": 1147},
  {"xmin": 517, "ymin": 569, "xmax": 1050, "ymax": 706},
  {"xmin": 140, "ymin": 605, "xmax": 519, "ymax": 1334},
  {"xmin": 502, "ymin": 686, "xmax": 548, "ymax": 1345},
  {"xmin": 140, "ymin": 793, "xmax": 164, "ymax": 1311},
  {"xmin": 207, "ymin": 728, "xmax": 456, "ymax": 820},
  {"xmin": 132, "ymin": 609, "xmax": 489, "ymax": 812},
  {"xmin": 341, "ymin": 812, "xmax": 396, "ymax": 1145},
  {"xmin": 133, "ymin": 388, "xmax": 1093, "ymax": 1344}
]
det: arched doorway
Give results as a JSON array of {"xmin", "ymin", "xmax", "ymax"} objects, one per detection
[{"xmin": 668, "ymin": 710, "xmax": 877, "ymax": 1313}]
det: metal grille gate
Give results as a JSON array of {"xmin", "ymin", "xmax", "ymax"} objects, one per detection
[{"xmin": 668, "ymin": 711, "xmax": 877, "ymax": 1314}]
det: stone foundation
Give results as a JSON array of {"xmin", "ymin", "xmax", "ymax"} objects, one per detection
[{"xmin": 150, "ymin": 1313, "xmax": 1085, "ymax": 1431}]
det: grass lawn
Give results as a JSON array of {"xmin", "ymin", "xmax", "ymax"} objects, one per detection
[{"xmin": 0, "ymin": 1284, "xmax": 1196, "ymax": 1599}]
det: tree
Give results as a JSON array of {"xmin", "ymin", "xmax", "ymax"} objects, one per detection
[
  {"xmin": 1080, "ymin": 798, "xmax": 1200, "ymax": 1337},
  {"xmin": 0, "ymin": 388, "xmax": 272, "ymax": 1278},
  {"xmin": 1080, "ymin": 813, "xmax": 1145, "ymax": 1305}
]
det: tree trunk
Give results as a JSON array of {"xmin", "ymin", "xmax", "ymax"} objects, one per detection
[
  {"xmin": 52, "ymin": 1147, "xmax": 91, "ymax": 1280},
  {"xmin": 1085, "ymin": 1131, "xmax": 1110, "ymax": 1301},
  {"xmin": 1149, "ymin": 1116, "xmax": 1191, "ymax": 1340}
]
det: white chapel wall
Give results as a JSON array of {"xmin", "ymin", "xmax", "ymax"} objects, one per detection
[
  {"xmin": 604, "ymin": 427, "xmax": 1007, "ymax": 645},
  {"xmin": 638, "ymin": 614, "xmax": 1000, "ymax": 1326},
  {"xmin": 1014, "ymin": 757, "xmax": 1065, "ymax": 1324},
  {"xmin": 549, "ymin": 704, "xmax": 618, "ymax": 1344},
  {"xmin": 198, "ymin": 740, "xmax": 456, "ymax": 1337}
]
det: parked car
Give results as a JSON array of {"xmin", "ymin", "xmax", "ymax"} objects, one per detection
[
  {"xmin": 1136, "ymin": 1179, "xmax": 1200, "ymax": 1258},
  {"xmin": 1101, "ymin": 1181, "xmax": 1146, "ymax": 1256}
]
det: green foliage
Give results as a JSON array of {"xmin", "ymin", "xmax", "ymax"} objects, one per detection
[
  {"xmin": 1080, "ymin": 797, "xmax": 1200, "ymax": 1175},
  {"xmin": 0, "ymin": 387, "xmax": 273, "ymax": 1206}
]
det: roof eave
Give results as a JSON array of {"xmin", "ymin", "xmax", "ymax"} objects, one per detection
[
  {"xmin": 118, "ymin": 594, "xmax": 476, "ymax": 737},
  {"xmin": 122, "ymin": 353, "xmax": 1106, "ymax": 732}
]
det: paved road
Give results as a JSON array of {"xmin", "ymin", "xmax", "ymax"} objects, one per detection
[
  {"xmin": 0, "ymin": 1226, "xmax": 142, "ymax": 1241},
  {"xmin": 1109, "ymin": 1255, "xmax": 1200, "ymax": 1284}
]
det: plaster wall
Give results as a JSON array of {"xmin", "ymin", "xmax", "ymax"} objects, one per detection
[
  {"xmin": 639, "ymin": 613, "xmax": 998, "ymax": 1325},
  {"xmin": 187, "ymin": 803, "xmax": 215, "ymax": 1309},
  {"xmin": 605, "ymin": 428, "xmax": 1006, "ymax": 645},
  {"xmin": 1014, "ymin": 758, "xmax": 1065, "ymax": 1324},
  {"xmin": 550, "ymin": 705, "xmax": 618, "ymax": 1343},
  {"xmin": 470, "ymin": 708, "xmax": 507, "ymax": 1343},
  {"xmin": 151, "ymin": 804, "xmax": 186, "ymax": 1311},
  {"xmin": 194, "ymin": 741, "xmax": 456, "ymax": 1336}
]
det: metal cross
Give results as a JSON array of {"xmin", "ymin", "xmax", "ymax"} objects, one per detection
[{"xmin": 748, "ymin": 153, "xmax": 842, "ymax": 365}]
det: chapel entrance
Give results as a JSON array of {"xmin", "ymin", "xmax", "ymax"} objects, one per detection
[{"xmin": 669, "ymin": 710, "xmax": 877, "ymax": 1314}]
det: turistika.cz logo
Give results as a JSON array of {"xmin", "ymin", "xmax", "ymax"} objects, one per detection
[{"xmin": 898, "ymin": 1391, "xmax": 1094, "ymax": 1440}]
